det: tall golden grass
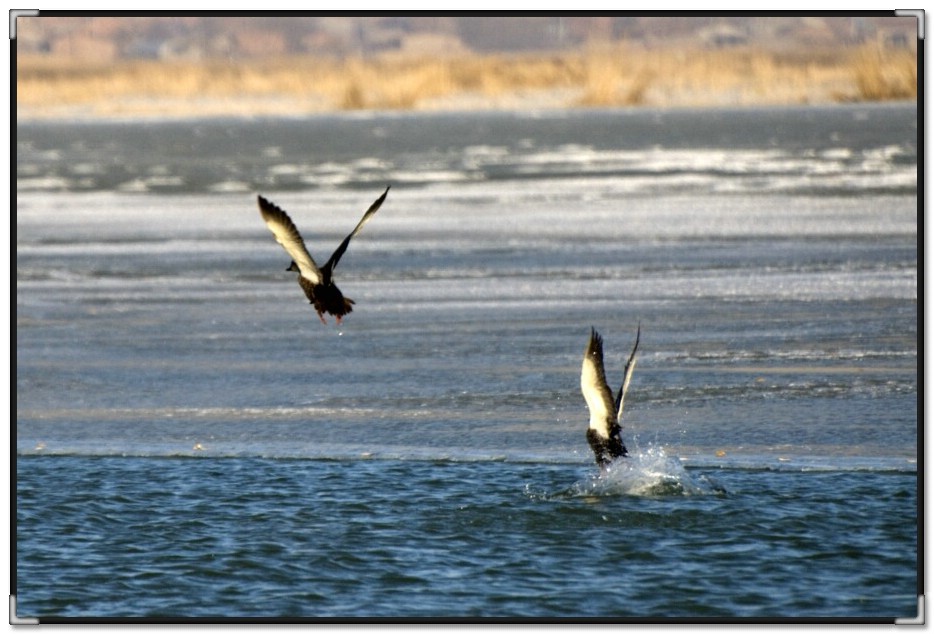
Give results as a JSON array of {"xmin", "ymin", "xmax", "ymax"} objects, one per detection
[
  {"xmin": 849, "ymin": 44, "xmax": 916, "ymax": 101},
  {"xmin": 16, "ymin": 43, "xmax": 917, "ymax": 118}
]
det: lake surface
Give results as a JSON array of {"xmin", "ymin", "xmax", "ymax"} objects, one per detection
[{"xmin": 15, "ymin": 104, "xmax": 918, "ymax": 621}]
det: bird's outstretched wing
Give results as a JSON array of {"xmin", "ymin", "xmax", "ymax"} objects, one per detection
[
  {"xmin": 581, "ymin": 328, "xmax": 617, "ymax": 437},
  {"xmin": 614, "ymin": 323, "xmax": 640, "ymax": 422},
  {"xmin": 258, "ymin": 195, "xmax": 322, "ymax": 285},
  {"xmin": 321, "ymin": 186, "xmax": 390, "ymax": 279}
]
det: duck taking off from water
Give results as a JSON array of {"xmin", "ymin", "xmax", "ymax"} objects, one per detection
[
  {"xmin": 257, "ymin": 186, "xmax": 389, "ymax": 324},
  {"xmin": 580, "ymin": 325, "xmax": 640, "ymax": 467}
]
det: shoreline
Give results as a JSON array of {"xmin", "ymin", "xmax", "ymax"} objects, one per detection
[{"xmin": 16, "ymin": 95, "xmax": 916, "ymax": 125}]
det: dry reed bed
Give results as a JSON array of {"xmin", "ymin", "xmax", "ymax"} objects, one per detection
[{"xmin": 17, "ymin": 44, "xmax": 916, "ymax": 118}]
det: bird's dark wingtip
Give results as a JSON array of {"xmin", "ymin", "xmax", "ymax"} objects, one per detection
[
  {"xmin": 257, "ymin": 194, "xmax": 275, "ymax": 211},
  {"xmin": 257, "ymin": 195, "xmax": 289, "ymax": 217},
  {"xmin": 587, "ymin": 327, "xmax": 604, "ymax": 357}
]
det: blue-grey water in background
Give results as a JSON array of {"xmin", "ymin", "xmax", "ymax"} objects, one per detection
[{"xmin": 16, "ymin": 104, "xmax": 918, "ymax": 620}]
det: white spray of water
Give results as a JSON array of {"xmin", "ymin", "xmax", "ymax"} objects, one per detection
[{"xmin": 571, "ymin": 445, "xmax": 723, "ymax": 497}]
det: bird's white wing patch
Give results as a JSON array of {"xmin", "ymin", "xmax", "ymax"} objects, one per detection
[
  {"xmin": 615, "ymin": 324, "xmax": 640, "ymax": 423},
  {"xmin": 617, "ymin": 357, "xmax": 637, "ymax": 422},
  {"xmin": 258, "ymin": 196, "xmax": 322, "ymax": 285},
  {"xmin": 581, "ymin": 330, "xmax": 615, "ymax": 438}
]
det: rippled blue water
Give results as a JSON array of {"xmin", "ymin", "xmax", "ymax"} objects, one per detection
[
  {"xmin": 15, "ymin": 104, "xmax": 918, "ymax": 620},
  {"xmin": 16, "ymin": 454, "xmax": 918, "ymax": 619}
]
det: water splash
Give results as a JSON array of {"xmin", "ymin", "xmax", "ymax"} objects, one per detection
[{"xmin": 570, "ymin": 445, "xmax": 725, "ymax": 497}]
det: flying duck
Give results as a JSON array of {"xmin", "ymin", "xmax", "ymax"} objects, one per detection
[
  {"xmin": 257, "ymin": 186, "xmax": 389, "ymax": 324},
  {"xmin": 580, "ymin": 325, "xmax": 640, "ymax": 467}
]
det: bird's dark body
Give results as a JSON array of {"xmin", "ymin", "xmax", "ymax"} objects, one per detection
[
  {"xmin": 586, "ymin": 426, "xmax": 627, "ymax": 467},
  {"xmin": 293, "ymin": 265, "xmax": 355, "ymax": 321}
]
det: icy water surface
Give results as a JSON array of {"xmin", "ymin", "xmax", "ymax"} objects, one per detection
[{"xmin": 15, "ymin": 104, "xmax": 918, "ymax": 620}]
